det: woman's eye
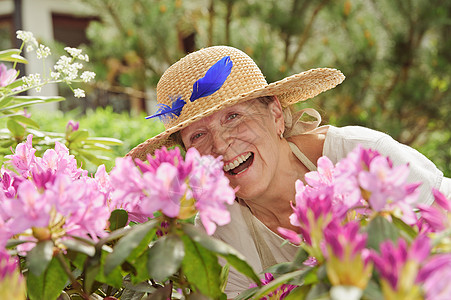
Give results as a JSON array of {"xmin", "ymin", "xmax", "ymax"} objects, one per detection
[
  {"xmin": 191, "ymin": 132, "xmax": 204, "ymax": 142},
  {"xmin": 227, "ymin": 113, "xmax": 239, "ymax": 120}
]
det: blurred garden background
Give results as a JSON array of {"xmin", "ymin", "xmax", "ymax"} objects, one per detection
[{"xmin": 1, "ymin": 0, "xmax": 450, "ymax": 175}]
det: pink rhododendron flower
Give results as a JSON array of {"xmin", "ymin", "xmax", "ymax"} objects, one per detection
[
  {"xmin": 140, "ymin": 162, "xmax": 191, "ymax": 218},
  {"xmin": 5, "ymin": 134, "xmax": 36, "ymax": 177},
  {"xmin": 66, "ymin": 120, "xmax": 79, "ymax": 133},
  {"xmin": 278, "ymin": 179, "xmax": 342, "ymax": 260},
  {"xmin": 187, "ymin": 148, "xmax": 235, "ymax": 235},
  {"xmin": 417, "ymin": 254, "xmax": 451, "ymax": 300},
  {"xmin": 109, "ymin": 156, "xmax": 148, "ymax": 223},
  {"xmin": 305, "ymin": 156, "xmax": 362, "ymax": 213},
  {"xmin": 2, "ymin": 180, "xmax": 51, "ymax": 235},
  {"xmin": 417, "ymin": 189, "xmax": 451, "ymax": 233},
  {"xmin": 323, "ymin": 221, "xmax": 372, "ymax": 289},
  {"xmin": 370, "ymin": 235, "xmax": 430, "ymax": 299},
  {"xmin": 0, "ymin": 63, "xmax": 18, "ymax": 87},
  {"xmin": 0, "ymin": 251, "xmax": 26, "ymax": 300},
  {"xmin": 111, "ymin": 147, "xmax": 234, "ymax": 234},
  {"xmin": 249, "ymin": 273, "xmax": 296, "ymax": 299},
  {"xmin": 358, "ymin": 156, "xmax": 419, "ymax": 215}
]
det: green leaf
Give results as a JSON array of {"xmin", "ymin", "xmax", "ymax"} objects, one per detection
[
  {"xmin": 85, "ymin": 137, "xmax": 123, "ymax": 145},
  {"xmin": 27, "ymin": 257, "xmax": 68, "ymax": 300},
  {"xmin": 109, "ymin": 209, "xmax": 129, "ymax": 231},
  {"xmin": 6, "ymin": 238, "xmax": 29, "ymax": 248},
  {"xmin": 0, "ymin": 100, "xmax": 44, "ymax": 111},
  {"xmin": 0, "ymin": 49, "xmax": 27, "ymax": 63},
  {"xmin": 104, "ymin": 220, "xmax": 158, "ymax": 275},
  {"xmin": 181, "ymin": 235, "xmax": 223, "ymax": 299},
  {"xmin": 0, "ymin": 96, "xmax": 13, "ymax": 108},
  {"xmin": 233, "ymin": 287, "xmax": 259, "ymax": 300},
  {"xmin": 7, "ymin": 119, "xmax": 25, "ymax": 138},
  {"xmin": 147, "ymin": 234, "xmax": 185, "ymax": 282},
  {"xmin": 130, "ymin": 251, "xmax": 150, "ymax": 285},
  {"xmin": 391, "ymin": 215, "xmax": 417, "ymax": 241},
  {"xmin": 10, "ymin": 115, "xmax": 40, "ymax": 129},
  {"xmin": 95, "ymin": 250, "xmax": 124, "ymax": 289},
  {"xmin": 27, "ymin": 240, "xmax": 54, "ymax": 276},
  {"xmin": 60, "ymin": 239, "xmax": 96, "ymax": 257},
  {"xmin": 366, "ymin": 215, "xmax": 400, "ymax": 251},
  {"xmin": 11, "ymin": 95, "xmax": 65, "ymax": 103},
  {"xmin": 68, "ymin": 129, "xmax": 89, "ymax": 143},
  {"xmin": 5, "ymin": 78, "xmax": 25, "ymax": 90},
  {"xmin": 305, "ymin": 282, "xmax": 330, "ymax": 300},
  {"xmin": 284, "ymin": 285, "xmax": 311, "ymax": 300},
  {"xmin": 182, "ymin": 224, "xmax": 261, "ymax": 284},
  {"xmin": 362, "ymin": 279, "xmax": 384, "ymax": 300}
]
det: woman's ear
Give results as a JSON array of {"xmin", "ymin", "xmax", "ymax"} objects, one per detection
[{"xmin": 269, "ymin": 96, "xmax": 285, "ymax": 134}]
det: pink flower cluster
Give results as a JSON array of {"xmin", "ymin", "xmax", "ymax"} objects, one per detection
[
  {"xmin": 108, "ymin": 147, "xmax": 235, "ymax": 235},
  {"xmin": 1, "ymin": 135, "xmax": 110, "ymax": 252},
  {"xmin": 0, "ymin": 250, "xmax": 25, "ymax": 299},
  {"xmin": 0, "ymin": 63, "xmax": 17, "ymax": 87},
  {"xmin": 278, "ymin": 145, "xmax": 451, "ymax": 298}
]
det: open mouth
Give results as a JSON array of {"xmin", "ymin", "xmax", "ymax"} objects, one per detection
[{"xmin": 223, "ymin": 152, "xmax": 254, "ymax": 176}]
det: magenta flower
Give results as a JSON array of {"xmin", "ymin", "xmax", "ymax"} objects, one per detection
[
  {"xmin": 417, "ymin": 189, "xmax": 451, "ymax": 233},
  {"xmin": 65, "ymin": 120, "xmax": 79, "ymax": 133},
  {"xmin": 186, "ymin": 148, "xmax": 235, "ymax": 235},
  {"xmin": 278, "ymin": 180, "xmax": 339, "ymax": 260},
  {"xmin": 0, "ymin": 251, "xmax": 26, "ymax": 300},
  {"xmin": 370, "ymin": 236, "xmax": 430, "ymax": 299},
  {"xmin": 109, "ymin": 156, "xmax": 148, "ymax": 223},
  {"xmin": 2, "ymin": 180, "xmax": 51, "ymax": 236},
  {"xmin": 140, "ymin": 162, "xmax": 191, "ymax": 218},
  {"xmin": 0, "ymin": 63, "xmax": 18, "ymax": 87},
  {"xmin": 249, "ymin": 273, "xmax": 296, "ymax": 299},
  {"xmin": 358, "ymin": 155, "xmax": 420, "ymax": 224},
  {"xmin": 417, "ymin": 254, "xmax": 451, "ymax": 300},
  {"xmin": 323, "ymin": 221, "xmax": 372, "ymax": 289},
  {"xmin": 5, "ymin": 134, "xmax": 36, "ymax": 177},
  {"xmin": 37, "ymin": 141, "xmax": 85, "ymax": 179}
]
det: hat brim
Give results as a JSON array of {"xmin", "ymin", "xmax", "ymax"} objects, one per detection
[{"xmin": 127, "ymin": 68, "xmax": 345, "ymax": 161}]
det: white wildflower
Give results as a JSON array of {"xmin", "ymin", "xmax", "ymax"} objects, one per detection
[
  {"xmin": 16, "ymin": 30, "xmax": 38, "ymax": 50},
  {"xmin": 80, "ymin": 71, "xmax": 95, "ymax": 83},
  {"xmin": 50, "ymin": 72, "xmax": 61, "ymax": 80},
  {"xmin": 78, "ymin": 54, "xmax": 89, "ymax": 62},
  {"xmin": 22, "ymin": 73, "xmax": 41, "ymax": 87},
  {"xmin": 64, "ymin": 47, "xmax": 82, "ymax": 58},
  {"xmin": 35, "ymin": 86, "xmax": 42, "ymax": 93},
  {"xmin": 54, "ymin": 56, "xmax": 81, "ymax": 82},
  {"xmin": 73, "ymin": 88, "xmax": 85, "ymax": 98},
  {"xmin": 36, "ymin": 44, "xmax": 51, "ymax": 59}
]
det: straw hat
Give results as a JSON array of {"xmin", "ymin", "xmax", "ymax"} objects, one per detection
[{"xmin": 127, "ymin": 46, "xmax": 345, "ymax": 161}]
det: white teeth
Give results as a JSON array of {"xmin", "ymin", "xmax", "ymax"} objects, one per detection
[{"xmin": 223, "ymin": 153, "xmax": 252, "ymax": 172}]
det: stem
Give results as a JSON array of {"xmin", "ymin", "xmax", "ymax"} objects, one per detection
[
  {"xmin": 56, "ymin": 251, "xmax": 90, "ymax": 300},
  {"xmin": 12, "ymin": 42, "xmax": 25, "ymax": 70}
]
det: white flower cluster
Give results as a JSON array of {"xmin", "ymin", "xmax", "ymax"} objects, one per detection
[
  {"xmin": 36, "ymin": 44, "xmax": 51, "ymax": 59},
  {"xmin": 73, "ymin": 88, "xmax": 86, "ymax": 98},
  {"xmin": 15, "ymin": 30, "xmax": 95, "ymax": 99},
  {"xmin": 22, "ymin": 74, "xmax": 42, "ymax": 92},
  {"xmin": 80, "ymin": 71, "xmax": 96, "ymax": 83},
  {"xmin": 54, "ymin": 55, "xmax": 83, "ymax": 82},
  {"xmin": 16, "ymin": 30, "xmax": 38, "ymax": 51},
  {"xmin": 64, "ymin": 47, "xmax": 89, "ymax": 62}
]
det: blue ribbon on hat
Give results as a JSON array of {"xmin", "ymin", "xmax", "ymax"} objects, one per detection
[{"xmin": 146, "ymin": 56, "xmax": 233, "ymax": 122}]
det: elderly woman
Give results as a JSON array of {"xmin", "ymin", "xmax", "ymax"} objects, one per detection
[{"xmin": 127, "ymin": 46, "xmax": 451, "ymax": 297}]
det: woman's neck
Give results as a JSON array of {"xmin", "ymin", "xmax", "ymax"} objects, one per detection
[{"xmin": 242, "ymin": 140, "xmax": 309, "ymax": 233}]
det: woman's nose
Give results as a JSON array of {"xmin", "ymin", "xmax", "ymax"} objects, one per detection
[{"xmin": 211, "ymin": 131, "xmax": 231, "ymax": 155}]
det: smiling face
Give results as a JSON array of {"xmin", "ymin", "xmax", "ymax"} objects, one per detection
[{"xmin": 180, "ymin": 97, "xmax": 285, "ymax": 200}]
